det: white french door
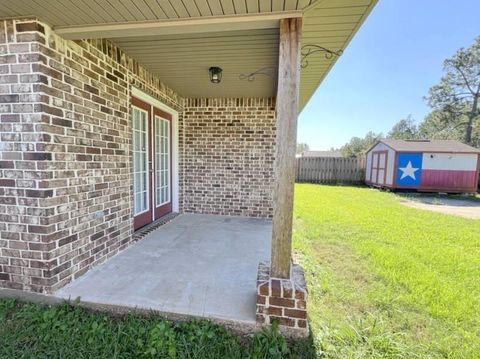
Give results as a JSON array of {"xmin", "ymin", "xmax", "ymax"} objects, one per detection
[
  {"xmin": 132, "ymin": 106, "xmax": 149, "ymax": 216},
  {"xmin": 132, "ymin": 97, "xmax": 172, "ymax": 230},
  {"xmin": 153, "ymin": 110, "xmax": 172, "ymax": 219},
  {"xmin": 155, "ymin": 116, "xmax": 170, "ymax": 207}
]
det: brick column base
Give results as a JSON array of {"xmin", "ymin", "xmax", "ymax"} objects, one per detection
[{"xmin": 256, "ymin": 261, "xmax": 308, "ymax": 336}]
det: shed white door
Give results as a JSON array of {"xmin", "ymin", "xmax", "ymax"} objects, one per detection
[{"xmin": 371, "ymin": 151, "xmax": 388, "ymax": 185}]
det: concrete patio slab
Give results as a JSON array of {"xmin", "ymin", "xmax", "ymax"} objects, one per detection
[{"xmin": 55, "ymin": 214, "xmax": 271, "ymax": 323}]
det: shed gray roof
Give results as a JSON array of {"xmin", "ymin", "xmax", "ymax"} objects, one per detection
[{"xmin": 379, "ymin": 139, "xmax": 480, "ymax": 153}]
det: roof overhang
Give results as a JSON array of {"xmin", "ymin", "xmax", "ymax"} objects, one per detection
[
  {"xmin": 54, "ymin": 12, "xmax": 302, "ymax": 39},
  {"xmin": 0, "ymin": 0, "xmax": 378, "ymax": 110},
  {"xmin": 300, "ymin": 0, "xmax": 378, "ymax": 109}
]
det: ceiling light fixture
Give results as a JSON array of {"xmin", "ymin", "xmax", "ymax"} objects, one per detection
[{"xmin": 209, "ymin": 66, "xmax": 223, "ymax": 84}]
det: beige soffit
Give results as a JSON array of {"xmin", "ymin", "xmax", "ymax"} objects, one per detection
[
  {"xmin": 0, "ymin": 0, "xmax": 315, "ymax": 26},
  {"xmin": 300, "ymin": 0, "xmax": 377, "ymax": 109},
  {"xmin": 0, "ymin": 0, "xmax": 377, "ymax": 110},
  {"xmin": 112, "ymin": 28, "xmax": 280, "ymax": 98}
]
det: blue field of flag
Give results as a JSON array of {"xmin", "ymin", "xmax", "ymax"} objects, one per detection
[{"xmin": 396, "ymin": 153, "xmax": 423, "ymax": 186}]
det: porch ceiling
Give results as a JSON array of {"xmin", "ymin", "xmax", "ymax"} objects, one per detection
[
  {"xmin": 113, "ymin": 29, "xmax": 279, "ymax": 98},
  {"xmin": 0, "ymin": 0, "xmax": 313, "ymax": 25},
  {"xmin": 0, "ymin": 0, "xmax": 377, "ymax": 110}
]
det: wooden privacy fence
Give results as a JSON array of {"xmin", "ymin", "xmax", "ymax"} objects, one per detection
[{"xmin": 296, "ymin": 157, "xmax": 366, "ymax": 184}]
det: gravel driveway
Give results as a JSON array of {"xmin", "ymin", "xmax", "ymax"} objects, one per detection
[{"xmin": 400, "ymin": 195, "xmax": 480, "ymax": 219}]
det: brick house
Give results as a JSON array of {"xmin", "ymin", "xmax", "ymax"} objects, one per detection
[{"xmin": 0, "ymin": 1, "xmax": 376, "ymax": 333}]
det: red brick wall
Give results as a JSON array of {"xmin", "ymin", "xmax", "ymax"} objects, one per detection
[
  {"xmin": 182, "ymin": 98, "xmax": 276, "ymax": 218},
  {"xmin": 0, "ymin": 18, "xmax": 276, "ymax": 294},
  {"xmin": 0, "ymin": 18, "xmax": 182, "ymax": 293}
]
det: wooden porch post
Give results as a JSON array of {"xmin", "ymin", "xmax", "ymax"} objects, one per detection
[{"xmin": 271, "ymin": 18, "xmax": 302, "ymax": 279}]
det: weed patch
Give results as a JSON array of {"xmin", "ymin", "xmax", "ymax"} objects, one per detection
[{"xmin": 0, "ymin": 300, "xmax": 314, "ymax": 358}]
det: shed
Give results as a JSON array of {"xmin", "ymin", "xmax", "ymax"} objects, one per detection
[{"xmin": 365, "ymin": 139, "xmax": 480, "ymax": 193}]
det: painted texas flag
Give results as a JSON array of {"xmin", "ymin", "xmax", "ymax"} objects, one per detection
[{"xmin": 396, "ymin": 152, "xmax": 478, "ymax": 188}]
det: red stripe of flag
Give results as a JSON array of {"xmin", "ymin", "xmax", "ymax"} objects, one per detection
[{"xmin": 421, "ymin": 169, "xmax": 477, "ymax": 188}]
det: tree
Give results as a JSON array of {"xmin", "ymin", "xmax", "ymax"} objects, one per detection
[
  {"xmin": 340, "ymin": 131, "xmax": 382, "ymax": 157},
  {"xmin": 425, "ymin": 37, "xmax": 480, "ymax": 145},
  {"xmin": 388, "ymin": 115, "xmax": 419, "ymax": 140},
  {"xmin": 296, "ymin": 142, "xmax": 310, "ymax": 154},
  {"xmin": 419, "ymin": 104, "xmax": 480, "ymax": 146}
]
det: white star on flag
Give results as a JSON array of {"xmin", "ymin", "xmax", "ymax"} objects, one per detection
[{"xmin": 399, "ymin": 161, "xmax": 419, "ymax": 180}]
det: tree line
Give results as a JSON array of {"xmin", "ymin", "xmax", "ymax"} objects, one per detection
[{"xmin": 340, "ymin": 36, "xmax": 480, "ymax": 158}]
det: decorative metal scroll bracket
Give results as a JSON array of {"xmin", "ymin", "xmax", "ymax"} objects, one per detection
[
  {"xmin": 301, "ymin": 44, "xmax": 343, "ymax": 68},
  {"xmin": 239, "ymin": 67, "xmax": 276, "ymax": 81}
]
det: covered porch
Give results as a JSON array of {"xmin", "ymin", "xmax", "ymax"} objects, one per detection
[
  {"xmin": 56, "ymin": 214, "xmax": 271, "ymax": 323},
  {"xmin": 0, "ymin": 0, "xmax": 376, "ymax": 337}
]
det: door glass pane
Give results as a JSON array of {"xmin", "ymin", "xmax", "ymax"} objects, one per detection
[
  {"xmin": 141, "ymin": 191, "xmax": 147, "ymax": 210},
  {"xmin": 133, "ymin": 132, "xmax": 138, "ymax": 151},
  {"xmin": 134, "ymin": 193, "xmax": 140, "ymax": 214},
  {"xmin": 132, "ymin": 107, "xmax": 148, "ymax": 215},
  {"xmin": 155, "ymin": 115, "xmax": 170, "ymax": 206},
  {"xmin": 132, "ymin": 109, "xmax": 138, "ymax": 134}
]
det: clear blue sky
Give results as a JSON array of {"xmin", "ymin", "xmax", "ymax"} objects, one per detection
[{"xmin": 298, "ymin": 0, "xmax": 480, "ymax": 150}]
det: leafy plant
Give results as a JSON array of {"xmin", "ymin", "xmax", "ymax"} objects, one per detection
[
  {"xmin": 144, "ymin": 322, "xmax": 177, "ymax": 358},
  {"xmin": 251, "ymin": 321, "xmax": 290, "ymax": 359},
  {"xmin": 0, "ymin": 300, "xmax": 312, "ymax": 358}
]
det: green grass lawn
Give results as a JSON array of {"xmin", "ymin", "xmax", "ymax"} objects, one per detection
[
  {"xmin": 293, "ymin": 184, "xmax": 480, "ymax": 358},
  {"xmin": 1, "ymin": 184, "xmax": 479, "ymax": 358}
]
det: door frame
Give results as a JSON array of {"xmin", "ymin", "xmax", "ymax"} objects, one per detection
[{"xmin": 131, "ymin": 87, "xmax": 179, "ymax": 222}]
